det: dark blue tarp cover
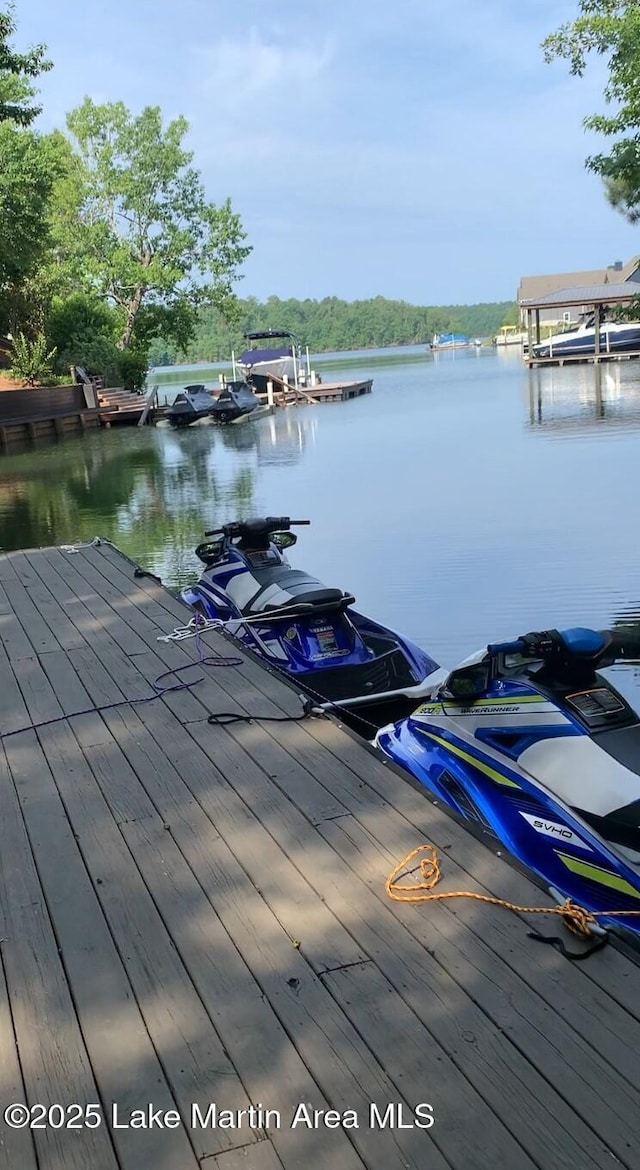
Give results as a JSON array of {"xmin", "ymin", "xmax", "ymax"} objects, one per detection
[{"xmin": 239, "ymin": 346, "xmax": 291, "ymax": 365}]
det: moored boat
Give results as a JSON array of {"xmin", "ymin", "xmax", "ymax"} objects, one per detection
[
  {"xmin": 432, "ymin": 332, "xmax": 471, "ymax": 350},
  {"xmin": 533, "ymin": 317, "xmax": 640, "ymax": 359},
  {"xmin": 494, "ymin": 327, "xmax": 528, "ymax": 347},
  {"xmin": 237, "ymin": 330, "xmax": 302, "ymax": 390}
]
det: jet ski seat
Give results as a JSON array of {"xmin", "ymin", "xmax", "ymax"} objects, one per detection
[{"xmin": 226, "ymin": 565, "xmax": 353, "ymax": 617}]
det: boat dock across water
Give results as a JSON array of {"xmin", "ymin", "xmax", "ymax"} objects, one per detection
[
  {"xmin": 261, "ymin": 374, "xmax": 373, "ymax": 403},
  {"xmin": 1, "ymin": 540, "xmax": 640, "ymax": 1169},
  {"xmin": 521, "ymin": 280, "xmax": 640, "ymax": 367},
  {"xmin": 527, "ymin": 346, "xmax": 640, "ymax": 368}
]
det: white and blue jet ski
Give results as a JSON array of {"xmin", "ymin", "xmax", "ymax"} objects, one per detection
[
  {"xmin": 181, "ymin": 515, "xmax": 441, "ymax": 730},
  {"xmin": 376, "ymin": 626, "xmax": 640, "ymax": 940}
]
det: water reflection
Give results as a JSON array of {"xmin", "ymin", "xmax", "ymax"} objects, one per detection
[
  {"xmin": 254, "ymin": 409, "xmax": 317, "ymax": 466},
  {"xmin": 0, "ymin": 440, "xmax": 159, "ymax": 551},
  {"xmin": 527, "ymin": 362, "xmax": 640, "ymax": 434},
  {"xmin": 0, "ymin": 410, "xmax": 317, "ymax": 584}
]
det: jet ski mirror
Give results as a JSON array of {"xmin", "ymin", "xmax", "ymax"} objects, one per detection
[
  {"xmin": 271, "ymin": 531, "xmax": 297, "ymax": 550},
  {"xmin": 195, "ymin": 537, "xmax": 224, "ymax": 565},
  {"xmin": 441, "ymin": 662, "xmax": 491, "ymax": 700}
]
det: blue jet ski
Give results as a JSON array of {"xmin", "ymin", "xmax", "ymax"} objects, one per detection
[
  {"xmin": 376, "ymin": 626, "xmax": 640, "ymax": 940},
  {"xmin": 181, "ymin": 516, "xmax": 440, "ymax": 729}
]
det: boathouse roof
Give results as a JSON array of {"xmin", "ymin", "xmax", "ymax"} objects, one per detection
[
  {"xmin": 518, "ymin": 255, "xmax": 640, "ymax": 305},
  {"xmin": 520, "ymin": 281, "xmax": 640, "ymax": 310}
]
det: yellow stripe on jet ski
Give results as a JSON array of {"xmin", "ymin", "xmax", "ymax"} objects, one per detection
[
  {"xmin": 556, "ymin": 853, "xmax": 640, "ymax": 901},
  {"xmin": 443, "ymin": 695, "xmax": 544, "ymax": 707},
  {"xmin": 420, "ymin": 731, "xmax": 521, "ymax": 788}
]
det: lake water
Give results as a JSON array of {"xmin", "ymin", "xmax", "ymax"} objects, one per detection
[{"xmin": 2, "ymin": 344, "xmax": 640, "ymax": 697}]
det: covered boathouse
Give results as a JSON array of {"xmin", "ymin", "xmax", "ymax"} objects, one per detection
[{"xmin": 520, "ymin": 281, "xmax": 640, "ymax": 367}]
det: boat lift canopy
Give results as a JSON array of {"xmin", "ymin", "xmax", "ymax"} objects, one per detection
[{"xmin": 243, "ymin": 330, "xmax": 298, "ymax": 342}]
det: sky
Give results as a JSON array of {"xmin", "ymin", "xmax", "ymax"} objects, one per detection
[{"xmin": 13, "ymin": 0, "xmax": 640, "ymax": 305}]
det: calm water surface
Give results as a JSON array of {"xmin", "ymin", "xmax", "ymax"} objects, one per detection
[{"xmin": 2, "ymin": 345, "xmax": 640, "ymax": 697}]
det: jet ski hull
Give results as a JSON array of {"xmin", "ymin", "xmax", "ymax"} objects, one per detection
[
  {"xmin": 377, "ymin": 715, "xmax": 640, "ymax": 936},
  {"xmin": 376, "ymin": 627, "xmax": 640, "ymax": 940}
]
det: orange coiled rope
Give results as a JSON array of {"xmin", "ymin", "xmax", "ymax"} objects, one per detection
[{"xmin": 385, "ymin": 844, "xmax": 640, "ymax": 939}]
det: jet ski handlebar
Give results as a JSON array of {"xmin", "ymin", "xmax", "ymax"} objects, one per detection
[
  {"xmin": 204, "ymin": 517, "xmax": 310, "ymax": 538},
  {"xmin": 606, "ymin": 628, "xmax": 640, "ymax": 662},
  {"xmin": 488, "ymin": 627, "xmax": 640, "ymax": 668},
  {"xmin": 488, "ymin": 633, "xmax": 556, "ymax": 658}
]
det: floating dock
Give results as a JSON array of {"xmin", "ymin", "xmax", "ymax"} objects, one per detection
[
  {"xmin": 298, "ymin": 378, "xmax": 372, "ymax": 402},
  {"xmin": 1, "ymin": 541, "xmax": 640, "ymax": 1169}
]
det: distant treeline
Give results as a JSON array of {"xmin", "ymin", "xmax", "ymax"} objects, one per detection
[{"xmin": 150, "ymin": 296, "xmax": 519, "ymax": 365}]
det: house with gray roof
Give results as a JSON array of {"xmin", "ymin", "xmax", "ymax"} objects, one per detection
[{"xmin": 518, "ymin": 256, "xmax": 640, "ymax": 325}]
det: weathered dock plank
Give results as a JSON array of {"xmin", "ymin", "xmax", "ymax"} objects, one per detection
[
  {"xmin": 0, "ymin": 638, "xmax": 30, "ymax": 735},
  {"xmin": 4, "ymin": 729, "xmax": 198, "ymax": 1170},
  {"xmin": 38, "ymin": 720, "xmax": 257, "ymax": 1162},
  {"xmin": 206, "ymin": 1142, "xmax": 284, "ymax": 1170},
  {"xmin": 120, "ymin": 815, "xmax": 392, "ymax": 1170},
  {"xmin": 0, "ymin": 744, "xmax": 119, "ymax": 1170},
  {"xmin": 0, "ymin": 953, "xmax": 38, "ymax": 1170}
]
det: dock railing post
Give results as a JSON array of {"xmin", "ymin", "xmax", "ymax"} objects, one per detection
[{"xmin": 137, "ymin": 384, "xmax": 158, "ymax": 427}]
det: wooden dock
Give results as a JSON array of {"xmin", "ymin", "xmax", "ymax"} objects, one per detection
[
  {"xmin": 301, "ymin": 378, "xmax": 372, "ymax": 402},
  {"xmin": 1, "ymin": 540, "xmax": 640, "ymax": 1170},
  {"xmin": 251, "ymin": 373, "xmax": 373, "ymax": 407},
  {"xmin": 527, "ymin": 348, "xmax": 640, "ymax": 368}
]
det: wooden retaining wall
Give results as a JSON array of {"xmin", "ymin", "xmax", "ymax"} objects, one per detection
[{"xmin": 0, "ymin": 384, "xmax": 103, "ymax": 451}]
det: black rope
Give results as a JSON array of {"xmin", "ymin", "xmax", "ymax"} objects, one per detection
[
  {"xmin": 207, "ymin": 710, "xmax": 311, "ymax": 726},
  {"xmin": 527, "ymin": 929, "xmax": 609, "ymax": 961}
]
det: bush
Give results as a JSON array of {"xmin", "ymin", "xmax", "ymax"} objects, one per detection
[
  {"xmin": 116, "ymin": 348, "xmax": 148, "ymax": 391},
  {"xmin": 45, "ymin": 293, "xmax": 148, "ymax": 389},
  {"xmin": 10, "ymin": 332, "xmax": 57, "ymax": 386},
  {"xmin": 46, "ymin": 293, "xmax": 121, "ymax": 384}
]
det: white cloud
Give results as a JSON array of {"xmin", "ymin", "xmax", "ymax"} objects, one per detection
[{"xmin": 193, "ymin": 28, "xmax": 334, "ymax": 117}]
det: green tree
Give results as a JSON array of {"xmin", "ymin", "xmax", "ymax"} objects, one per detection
[
  {"xmin": 59, "ymin": 98, "xmax": 251, "ymax": 353},
  {"xmin": 177, "ymin": 295, "xmax": 516, "ymax": 363},
  {"xmin": 0, "ymin": 4, "xmax": 51, "ymax": 126},
  {"xmin": 543, "ymin": 2, "xmax": 640, "ymax": 220},
  {"xmin": 45, "ymin": 291, "xmax": 122, "ymax": 382},
  {"xmin": 0, "ymin": 128, "xmax": 67, "ymax": 333},
  {"xmin": 0, "ymin": 7, "xmax": 57, "ymax": 333}
]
